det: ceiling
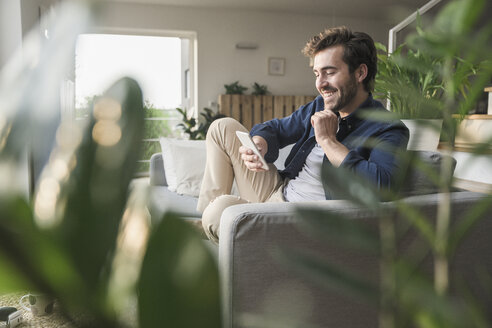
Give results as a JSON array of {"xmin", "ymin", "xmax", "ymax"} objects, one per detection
[{"xmin": 105, "ymin": 0, "xmax": 433, "ymax": 23}]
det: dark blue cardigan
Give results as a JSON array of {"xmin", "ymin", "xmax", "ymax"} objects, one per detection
[{"xmin": 250, "ymin": 95, "xmax": 409, "ymax": 198}]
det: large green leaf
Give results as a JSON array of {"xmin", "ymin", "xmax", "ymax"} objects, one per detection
[
  {"xmin": 138, "ymin": 213, "xmax": 220, "ymax": 328},
  {"xmin": 0, "ymin": 197, "xmax": 36, "ymax": 293},
  {"xmin": 0, "ymin": 195, "xmax": 84, "ymax": 304},
  {"xmin": 47, "ymin": 78, "xmax": 144, "ymax": 296}
]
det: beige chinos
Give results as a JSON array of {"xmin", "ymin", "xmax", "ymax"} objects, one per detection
[{"xmin": 197, "ymin": 117, "xmax": 285, "ymax": 243}]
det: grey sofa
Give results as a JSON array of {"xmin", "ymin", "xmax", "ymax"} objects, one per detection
[
  {"xmin": 148, "ymin": 145, "xmax": 292, "ymax": 221},
  {"xmin": 148, "ymin": 152, "xmax": 202, "ymax": 220},
  {"xmin": 148, "ymin": 150, "xmax": 492, "ymax": 327}
]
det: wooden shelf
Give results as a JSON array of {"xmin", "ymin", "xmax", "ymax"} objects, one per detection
[
  {"xmin": 439, "ymin": 143, "xmax": 492, "ymax": 154},
  {"xmin": 452, "ymin": 114, "xmax": 492, "ymax": 120},
  {"xmin": 454, "ymin": 178, "xmax": 492, "ymax": 194}
]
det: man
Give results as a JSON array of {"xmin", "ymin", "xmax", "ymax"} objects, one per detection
[{"xmin": 197, "ymin": 26, "xmax": 409, "ymax": 243}]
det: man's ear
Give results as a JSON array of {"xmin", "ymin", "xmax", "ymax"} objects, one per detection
[{"xmin": 357, "ymin": 64, "xmax": 368, "ymax": 82}]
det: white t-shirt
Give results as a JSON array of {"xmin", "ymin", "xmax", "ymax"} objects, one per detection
[{"xmin": 283, "ymin": 143, "xmax": 326, "ymax": 202}]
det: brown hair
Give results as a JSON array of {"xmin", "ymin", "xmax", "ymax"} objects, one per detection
[{"xmin": 302, "ymin": 26, "xmax": 377, "ymax": 92}]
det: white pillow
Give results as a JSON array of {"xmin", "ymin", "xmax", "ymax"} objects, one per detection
[{"xmin": 159, "ymin": 138, "xmax": 206, "ymax": 197}]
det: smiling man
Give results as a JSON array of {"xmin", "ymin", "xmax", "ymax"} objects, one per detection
[{"xmin": 197, "ymin": 26, "xmax": 409, "ymax": 243}]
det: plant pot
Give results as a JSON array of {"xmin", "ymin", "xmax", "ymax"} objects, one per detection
[{"xmin": 402, "ymin": 119, "xmax": 443, "ymax": 151}]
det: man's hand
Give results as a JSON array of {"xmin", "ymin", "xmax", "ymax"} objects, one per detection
[
  {"xmin": 311, "ymin": 108, "xmax": 349, "ymax": 167},
  {"xmin": 239, "ymin": 135, "xmax": 268, "ymax": 171},
  {"xmin": 310, "ymin": 109, "xmax": 338, "ymax": 144}
]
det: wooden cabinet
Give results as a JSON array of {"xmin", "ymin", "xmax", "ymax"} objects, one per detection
[
  {"xmin": 217, "ymin": 94, "xmax": 316, "ymax": 130},
  {"xmin": 443, "ymin": 115, "xmax": 492, "ymax": 193}
]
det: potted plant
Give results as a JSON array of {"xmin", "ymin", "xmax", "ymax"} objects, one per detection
[
  {"xmin": 374, "ymin": 22, "xmax": 478, "ymax": 151},
  {"xmin": 251, "ymin": 82, "xmax": 269, "ymax": 96},
  {"xmin": 175, "ymin": 107, "xmax": 225, "ymax": 140},
  {"xmin": 224, "ymin": 81, "xmax": 248, "ymax": 95}
]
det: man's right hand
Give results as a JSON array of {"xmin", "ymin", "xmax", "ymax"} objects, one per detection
[{"xmin": 239, "ymin": 135, "xmax": 268, "ymax": 171}]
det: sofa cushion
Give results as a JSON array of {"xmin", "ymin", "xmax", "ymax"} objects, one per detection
[
  {"xmin": 159, "ymin": 138, "xmax": 206, "ymax": 197},
  {"xmin": 398, "ymin": 151, "xmax": 457, "ymax": 196},
  {"xmin": 148, "ymin": 185, "xmax": 201, "ymax": 221}
]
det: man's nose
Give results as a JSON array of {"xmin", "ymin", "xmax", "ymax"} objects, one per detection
[{"xmin": 317, "ymin": 78, "xmax": 329, "ymax": 88}]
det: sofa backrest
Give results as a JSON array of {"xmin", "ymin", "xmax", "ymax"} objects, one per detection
[
  {"xmin": 149, "ymin": 152, "xmax": 166, "ymax": 186},
  {"xmin": 150, "ymin": 144, "xmax": 295, "ymax": 188},
  {"xmin": 150, "ymin": 147, "xmax": 457, "ymax": 200}
]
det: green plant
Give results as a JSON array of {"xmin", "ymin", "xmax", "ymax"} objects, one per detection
[
  {"xmin": 282, "ymin": 0, "xmax": 492, "ymax": 327},
  {"xmin": 374, "ymin": 15, "xmax": 481, "ymax": 119},
  {"xmin": 375, "ymin": 42, "xmax": 445, "ymax": 119},
  {"xmin": 251, "ymin": 82, "xmax": 269, "ymax": 95},
  {"xmin": 0, "ymin": 2, "xmax": 220, "ymax": 327},
  {"xmin": 224, "ymin": 81, "xmax": 248, "ymax": 94},
  {"xmin": 136, "ymin": 101, "xmax": 176, "ymax": 173},
  {"xmin": 176, "ymin": 107, "xmax": 225, "ymax": 140}
]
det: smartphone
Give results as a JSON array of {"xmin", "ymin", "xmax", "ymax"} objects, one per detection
[{"xmin": 235, "ymin": 131, "xmax": 269, "ymax": 170}]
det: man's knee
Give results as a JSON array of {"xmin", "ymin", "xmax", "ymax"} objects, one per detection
[
  {"xmin": 201, "ymin": 194, "xmax": 248, "ymax": 244},
  {"xmin": 207, "ymin": 117, "xmax": 244, "ymax": 138}
]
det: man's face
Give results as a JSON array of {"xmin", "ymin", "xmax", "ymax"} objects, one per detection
[{"xmin": 313, "ymin": 45, "xmax": 358, "ymax": 113}]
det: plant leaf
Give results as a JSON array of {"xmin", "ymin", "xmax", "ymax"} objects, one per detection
[
  {"xmin": 138, "ymin": 213, "xmax": 220, "ymax": 328},
  {"xmin": 47, "ymin": 78, "xmax": 144, "ymax": 295}
]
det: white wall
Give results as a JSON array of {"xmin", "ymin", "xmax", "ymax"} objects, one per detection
[
  {"xmin": 0, "ymin": 0, "xmax": 23, "ymax": 69},
  {"xmin": 97, "ymin": 2, "xmax": 391, "ymax": 112},
  {"xmin": 0, "ymin": 0, "xmax": 28, "ymax": 196},
  {"xmin": 19, "ymin": 0, "xmax": 60, "ymax": 36}
]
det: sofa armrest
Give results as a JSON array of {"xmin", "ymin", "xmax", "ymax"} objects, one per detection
[
  {"xmin": 149, "ymin": 153, "xmax": 167, "ymax": 186},
  {"xmin": 218, "ymin": 200, "xmax": 381, "ymax": 327},
  {"xmin": 218, "ymin": 191, "xmax": 492, "ymax": 328}
]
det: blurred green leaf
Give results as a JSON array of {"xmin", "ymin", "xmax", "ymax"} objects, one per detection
[
  {"xmin": 50, "ymin": 78, "xmax": 144, "ymax": 295},
  {"xmin": 395, "ymin": 261, "xmax": 473, "ymax": 328},
  {"xmin": 0, "ymin": 197, "xmax": 34, "ymax": 293},
  {"xmin": 321, "ymin": 162, "xmax": 383, "ymax": 209},
  {"xmin": 433, "ymin": 0, "xmax": 485, "ymax": 35},
  {"xmin": 138, "ymin": 213, "xmax": 220, "ymax": 328},
  {"xmin": 0, "ymin": 254, "xmax": 29, "ymax": 293}
]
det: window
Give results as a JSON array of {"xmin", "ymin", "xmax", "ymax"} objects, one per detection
[{"xmin": 75, "ymin": 30, "xmax": 196, "ymax": 174}]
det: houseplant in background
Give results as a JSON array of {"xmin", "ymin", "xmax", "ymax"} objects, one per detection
[
  {"xmin": 374, "ymin": 42, "xmax": 444, "ymax": 151},
  {"xmin": 224, "ymin": 81, "xmax": 248, "ymax": 94},
  {"xmin": 175, "ymin": 107, "xmax": 225, "ymax": 140},
  {"xmin": 374, "ymin": 15, "xmax": 479, "ymax": 151},
  {"xmin": 0, "ymin": 2, "xmax": 220, "ymax": 328},
  {"xmin": 251, "ymin": 82, "xmax": 269, "ymax": 96}
]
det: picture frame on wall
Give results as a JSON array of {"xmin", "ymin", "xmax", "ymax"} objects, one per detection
[{"xmin": 268, "ymin": 57, "xmax": 285, "ymax": 76}]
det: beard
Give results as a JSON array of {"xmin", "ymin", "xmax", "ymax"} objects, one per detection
[{"xmin": 321, "ymin": 74, "xmax": 358, "ymax": 113}]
